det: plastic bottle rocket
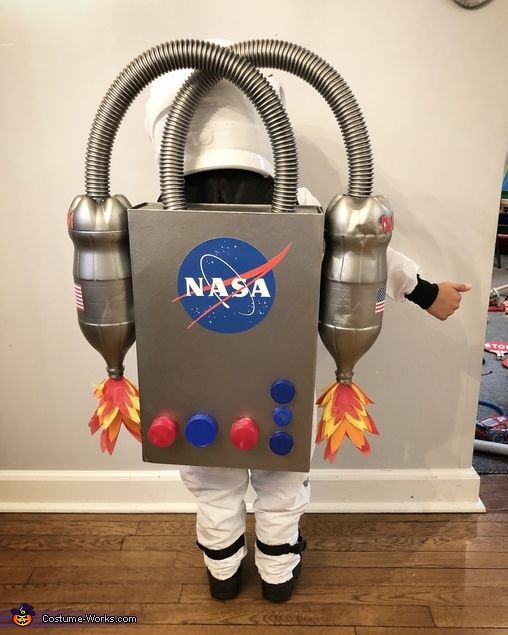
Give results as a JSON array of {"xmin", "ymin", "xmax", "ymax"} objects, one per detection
[
  {"xmin": 68, "ymin": 195, "xmax": 141, "ymax": 454},
  {"xmin": 316, "ymin": 195, "xmax": 394, "ymax": 461}
]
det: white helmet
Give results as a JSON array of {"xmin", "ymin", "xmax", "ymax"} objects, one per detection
[{"xmin": 144, "ymin": 40, "xmax": 285, "ymax": 178}]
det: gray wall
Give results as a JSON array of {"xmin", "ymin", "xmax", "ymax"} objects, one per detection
[{"xmin": 1, "ymin": 0, "xmax": 507, "ymax": 472}]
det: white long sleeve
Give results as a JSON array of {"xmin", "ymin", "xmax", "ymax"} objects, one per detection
[
  {"xmin": 297, "ymin": 187, "xmax": 419, "ymax": 302},
  {"xmin": 386, "ymin": 247, "xmax": 419, "ymax": 302}
]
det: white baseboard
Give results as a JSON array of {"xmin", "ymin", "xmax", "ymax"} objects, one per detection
[{"xmin": 0, "ymin": 468, "xmax": 484, "ymax": 513}]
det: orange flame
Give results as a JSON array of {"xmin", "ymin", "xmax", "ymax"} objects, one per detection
[
  {"xmin": 316, "ymin": 382, "xmax": 378, "ymax": 463},
  {"xmin": 88, "ymin": 377, "xmax": 141, "ymax": 454}
]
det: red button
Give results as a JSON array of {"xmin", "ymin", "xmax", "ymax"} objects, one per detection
[
  {"xmin": 230, "ymin": 417, "xmax": 259, "ymax": 451},
  {"xmin": 148, "ymin": 416, "xmax": 178, "ymax": 448}
]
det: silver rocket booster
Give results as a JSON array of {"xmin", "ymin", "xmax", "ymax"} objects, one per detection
[
  {"xmin": 319, "ymin": 195, "xmax": 394, "ymax": 383},
  {"xmin": 68, "ymin": 194, "xmax": 135, "ymax": 378}
]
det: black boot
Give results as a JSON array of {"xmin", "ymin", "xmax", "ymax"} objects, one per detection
[
  {"xmin": 207, "ymin": 564, "xmax": 243, "ymax": 601},
  {"xmin": 196, "ymin": 533, "xmax": 246, "ymax": 601},
  {"xmin": 261, "ymin": 558, "xmax": 302, "ymax": 602},
  {"xmin": 256, "ymin": 532, "xmax": 307, "ymax": 603}
]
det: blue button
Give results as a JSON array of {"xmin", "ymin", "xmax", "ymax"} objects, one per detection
[
  {"xmin": 185, "ymin": 413, "xmax": 218, "ymax": 448},
  {"xmin": 272, "ymin": 407, "xmax": 293, "ymax": 427},
  {"xmin": 270, "ymin": 379, "xmax": 296, "ymax": 404},
  {"xmin": 269, "ymin": 431, "xmax": 294, "ymax": 455}
]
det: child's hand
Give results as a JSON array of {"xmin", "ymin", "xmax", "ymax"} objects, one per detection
[{"xmin": 426, "ymin": 282, "xmax": 472, "ymax": 320}]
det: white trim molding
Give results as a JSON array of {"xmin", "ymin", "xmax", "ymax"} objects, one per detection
[{"xmin": 0, "ymin": 468, "xmax": 484, "ymax": 513}]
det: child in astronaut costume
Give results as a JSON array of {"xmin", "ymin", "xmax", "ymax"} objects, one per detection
[{"xmin": 145, "ymin": 72, "xmax": 470, "ymax": 603}]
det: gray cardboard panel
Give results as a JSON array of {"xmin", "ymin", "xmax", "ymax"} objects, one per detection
[{"xmin": 128, "ymin": 204, "xmax": 324, "ymax": 472}]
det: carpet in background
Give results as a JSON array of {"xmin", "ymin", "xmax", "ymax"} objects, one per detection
[{"xmin": 474, "ymin": 261, "xmax": 508, "ymax": 474}]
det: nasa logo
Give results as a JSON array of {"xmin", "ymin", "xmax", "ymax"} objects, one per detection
[{"xmin": 174, "ymin": 237, "xmax": 291, "ymax": 333}]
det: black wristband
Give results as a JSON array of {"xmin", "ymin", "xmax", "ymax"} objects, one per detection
[{"xmin": 405, "ymin": 275, "xmax": 439, "ymax": 309}]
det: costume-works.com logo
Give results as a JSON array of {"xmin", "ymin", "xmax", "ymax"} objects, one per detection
[
  {"xmin": 174, "ymin": 237, "xmax": 291, "ymax": 333},
  {"xmin": 10, "ymin": 604, "xmax": 35, "ymax": 627}
]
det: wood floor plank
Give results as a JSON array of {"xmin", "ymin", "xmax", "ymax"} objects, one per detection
[
  {"xmin": 3, "ymin": 510, "xmax": 505, "ymax": 522},
  {"xmin": 0, "ymin": 513, "xmax": 195, "ymax": 522},
  {"xmin": 287, "ymin": 566, "xmax": 508, "ymax": 586},
  {"xmin": 0, "ymin": 520, "xmax": 139, "ymax": 535},
  {"xmin": 28, "ymin": 563, "xmax": 508, "ymax": 587},
  {"xmin": 0, "ymin": 566, "xmax": 33, "ymax": 583},
  {"xmin": 0, "ymin": 601, "xmax": 433, "ymax": 627},
  {"xmin": 478, "ymin": 502, "xmax": 508, "ymax": 512},
  {"xmin": 480, "ymin": 486, "xmax": 508, "ymax": 498},
  {"xmin": 29, "ymin": 565, "xmax": 207, "ymax": 584},
  {"xmin": 480, "ymin": 482, "xmax": 508, "ymax": 493},
  {"xmin": 0, "ymin": 583, "xmax": 181, "ymax": 603},
  {"xmin": 0, "ymin": 550, "xmax": 176, "ymax": 567},
  {"xmin": 301, "ymin": 519, "xmax": 507, "ymax": 537},
  {"xmin": 479, "ymin": 492, "xmax": 508, "ymax": 502},
  {"xmin": 127, "ymin": 532, "xmax": 508, "ymax": 552},
  {"xmin": 136, "ymin": 521, "xmax": 198, "ymax": 536},
  {"xmin": 1, "ymin": 625, "xmax": 354, "ymax": 635},
  {"xmin": 478, "ymin": 482, "xmax": 508, "ymax": 493},
  {"xmin": 122, "ymin": 535, "xmax": 195, "ymax": 551},
  {"xmin": 181, "ymin": 582, "xmax": 508, "ymax": 606},
  {"xmin": 140, "ymin": 518, "xmax": 506, "ymax": 537},
  {"xmin": 304, "ymin": 550, "xmax": 508, "ymax": 569},
  {"xmin": 431, "ymin": 605, "xmax": 508, "ymax": 628},
  {"xmin": 140, "ymin": 601, "xmax": 433, "ymax": 627},
  {"xmin": 479, "ymin": 474, "xmax": 508, "ymax": 485},
  {"xmin": 306, "ymin": 536, "xmax": 508, "ymax": 552},
  {"xmin": 0, "ymin": 535, "xmax": 124, "ymax": 551},
  {"xmin": 176, "ymin": 548, "xmax": 508, "ymax": 569},
  {"xmin": 478, "ymin": 500, "xmax": 508, "ymax": 512},
  {"xmin": 477, "ymin": 479, "xmax": 508, "ymax": 511}
]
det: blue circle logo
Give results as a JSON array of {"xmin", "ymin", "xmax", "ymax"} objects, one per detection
[{"xmin": 176, "ymin": 237, "xmax": 287, "ymax": 333}]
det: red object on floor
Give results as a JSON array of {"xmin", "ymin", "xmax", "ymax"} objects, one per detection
[
  {"xmin": 476, "ymin": 415, "xmax": 508, "ymax": 444},
  {"xmin": 485, "ymin": 341, "xmax": 508, "ymax": 353}
]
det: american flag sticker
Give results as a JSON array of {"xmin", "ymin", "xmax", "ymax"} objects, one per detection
[
  {"xmin": 74, "ymin": 283, "xmax": 84, "ymax": 311},
  {"xmin": 375, "ymin": 287, "xmax": 386, "ymax": 314}
]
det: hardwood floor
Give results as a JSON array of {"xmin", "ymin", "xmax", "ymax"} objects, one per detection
[{"xmin": 0, "ymin": 474, "xmax": 507, "ymax": 633}]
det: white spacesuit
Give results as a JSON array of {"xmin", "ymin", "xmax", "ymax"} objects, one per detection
[{"xmin": 145, "ymin": 71, "xmax": 428, "ymax": 602}]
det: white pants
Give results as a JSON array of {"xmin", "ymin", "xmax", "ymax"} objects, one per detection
[{"xmin": 180, "ymin": 466, "xmax": 310, "ymax": 584}]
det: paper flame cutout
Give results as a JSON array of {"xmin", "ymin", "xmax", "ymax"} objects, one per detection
[
  {"xmin": 316, "ymin": 382, "xmax": 378, "ymax": 462},
  {"xmin": 88, "ymin": 377, "xmax": 141, "ymax": 454}
]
